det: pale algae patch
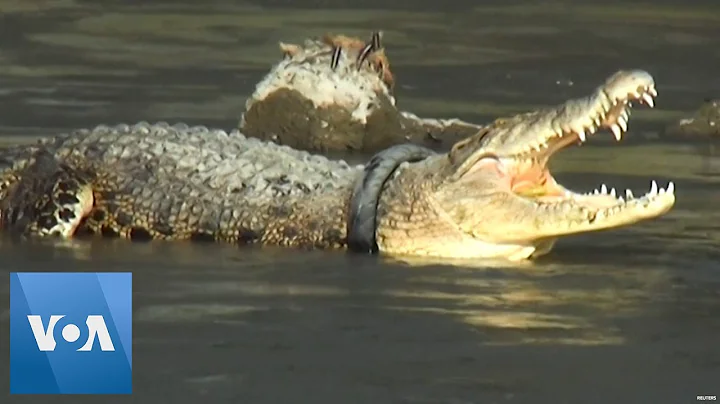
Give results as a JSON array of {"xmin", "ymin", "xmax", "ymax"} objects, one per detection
[{"xmin": 398, "ymin": 98, "xmax": 540, "ymax": 119}]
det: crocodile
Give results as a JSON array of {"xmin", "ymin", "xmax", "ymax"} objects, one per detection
[
  {"xmin": 0, "ymin": 70, "xmax": 674, "ymax": 260},
  {"xmin": 239, "ymin": 31, "xmax": 482, "ymax": 153},
  {"xmin": 664, "ymin": 98, "xmax": 720, "ymax": 139}
]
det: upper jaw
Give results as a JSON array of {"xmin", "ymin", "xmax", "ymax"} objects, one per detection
[
  {"xmin": 506, "ymin": 69, "xmax": 658, "ymax": 159},
  {"xmin": 447, "ymin": 71, "xmax": 659, "ymax": 181},
  {"xmin": 449, "ymin": 70, "xmax": 663, "ymax": 193}
]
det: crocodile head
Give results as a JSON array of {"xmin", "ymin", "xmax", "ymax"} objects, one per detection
[
  {"xmin": 664, "ymin": 98, "xmax": 720, "ymax": 138},
  {"xmin": 379, "ymin": 70, "xmax": 675, "ymax": 261}
]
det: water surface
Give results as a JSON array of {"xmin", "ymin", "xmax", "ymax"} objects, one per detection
[{"xmin": 0, "ymin": 0, "xmax": 719, "ymax": 402}]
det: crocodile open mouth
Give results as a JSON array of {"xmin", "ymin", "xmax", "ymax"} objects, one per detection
[{"xmin": 506, "ymin": 70, "xmax": 675, "ymax": 217}]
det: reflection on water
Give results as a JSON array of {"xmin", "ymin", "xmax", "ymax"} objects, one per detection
[{"xmin": 0, "ymin": 0, "xmax": 719, "ymax": 402}]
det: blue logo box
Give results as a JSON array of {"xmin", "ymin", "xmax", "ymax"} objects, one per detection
[{"xmin": 10, "ymin": 272, "xmax": 132, "ymax": 394}]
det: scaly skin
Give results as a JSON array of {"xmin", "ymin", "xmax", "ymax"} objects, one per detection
[
  {"xmin": 0, "ymin": 71, "xmax": 676, "ymax": 261},
  {"xmin": 0, "ymin": 124, "xmax": 357, "ymax": 247},
  {"xmin": 240, "ymin": 31, "xmax": 481, "ymax": 153}
]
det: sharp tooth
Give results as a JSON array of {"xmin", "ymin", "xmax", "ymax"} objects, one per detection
[
  {"xmin": 648, "ymin": 86, "xmax": 657, "ymax": 97},
  {"xmin": 625, "ymin": 189, "xmax": 634, "ymax": 199},
  {"xmin": 593, "ymin": 189, "xmax": 600, "ymax": 195},
  {"xmin": 641, "ymin": 93, "xmax": 654, "ymax": 107},
  {"xmin": 667, "ymin": 181, "xmax": 674, "ymax": 194},
  {"xmin": 577, "ymin": 129, "xmax": 586, "ymax": 142},
  {"xmin": 601, "ymin": 184, "xmax": 608, "ymax": 194},
  {"xmin": 610, "ymin": 124, "xmax": 622, "ymax": 140},
  {"xmin": 621, "ymin": 109, "xmax": 629, "ymax": 121},
  {"xmin": 610, "ymin": 187, "xmax": 616, "ymax": 197},
  {"xmin": 649, "ymin": 180, "xmax": 658, "ymax": 196},
  {"xmin": 618, "ymin": 196, "xmax": 624, "ymax": 203},
  {"xmin": 618, "ymin": 116, "xmax": 628, "ymax": 132}
]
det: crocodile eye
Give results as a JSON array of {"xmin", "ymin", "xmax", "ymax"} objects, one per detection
[
  {"xmin": 478, "ymin": 153, "xmax": 503, "ymax": 166},
  {"xmin": 470, "ymin": 153, "xmax": 505, "ymax": 175},
  {"xmin": 453, "ymin": 153, "xmax": 505, "ymax": 184}
]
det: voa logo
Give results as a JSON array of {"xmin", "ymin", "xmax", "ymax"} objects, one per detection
[
  {"xmin": 27, "ymin": 314, "xmax": 116, "ymax": 352},
  {"xmin": 10, "ymin": 272, "xmax": 132, "ymax": 395}
]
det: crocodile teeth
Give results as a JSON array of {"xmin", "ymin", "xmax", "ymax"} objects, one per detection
[
  {"xmin": 581, "ymin": 181, "xmax": 673, "ymax": 215},
  {"xmin": 641, "ymin": 93, "xmax": 654, "ymax": 107},
  {"xmin": 656, "ymin": 181, "xmax": 675, "ymax": 196},
  {"xmin": 647, "ymin": 85, "xmax": 658, "ymax": 97},
  {"xmin": 620, "ymin": 109, "xmax": 629, "ymax": 122},
  {"xmin": 587, "ymin": 180, "xmax": 673, "ymax": 220},
  {"xmin": 639, "ymin": 181, "xmax": 674, "ymax": 199},
  {"xmin": 598, "ymin": 109, "xmax": 607, "ymax": 122},
  {"xmin": 577, "ymin": 129, "xmax": 586, "ymax": 142},
  {"xmin": 618, "ymin": 115, "xmax": 628, "ymax": 132},
  {"xmin": 610, "ymin": 124, "xmax": 623, "ymax": 140}
]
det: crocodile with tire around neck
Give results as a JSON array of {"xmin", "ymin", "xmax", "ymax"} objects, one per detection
[{"xmin": 0, "ymin": 44, "xmax": 674, "ymax": 260}]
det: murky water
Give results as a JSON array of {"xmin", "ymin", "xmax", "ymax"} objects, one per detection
[{"xmin": 0, "ymin": 0, "xmax": 719, "ymax": 402}]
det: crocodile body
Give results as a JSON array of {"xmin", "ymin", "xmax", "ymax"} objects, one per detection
[
  {"xmin": 0, "ymin": 123, "xmax": 359, "ymax": 247},
  {"xmin": 0, "ymin": 70, "xmax": 676, "ymax": 261}
]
